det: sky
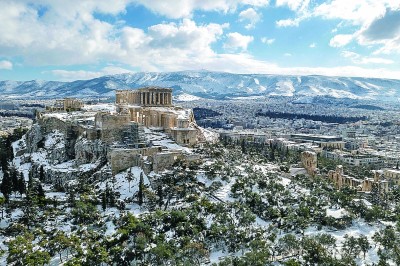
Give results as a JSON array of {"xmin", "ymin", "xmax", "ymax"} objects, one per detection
[{"xmin": 0, "ymin": 0, "xmax": 399, "ymax": 81}]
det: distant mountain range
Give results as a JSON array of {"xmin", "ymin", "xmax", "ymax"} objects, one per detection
[{"xmin": 1, "ymin": 70, "xmax": 400, "ymax": 102}]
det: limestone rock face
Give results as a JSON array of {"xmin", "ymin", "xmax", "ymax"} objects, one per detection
[
  {"xmin": 75, "ymin": 138, "xmax": 107, "ymax": 165},
  {"xmin": 45, "ymin": 131, "xmax": 69, "ymax": 165},
  {"xmin": 25, "ymin": 124, "xmax": 43, "ymax": 153}
]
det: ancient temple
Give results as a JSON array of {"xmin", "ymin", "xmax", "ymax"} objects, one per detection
[
  {"xmin": 116, "ymin": 87, "xmax": 172, "ymax": 106},
  {"xmin": 115, "ymin": 87, "xmax": 198, "ymax": 146}
]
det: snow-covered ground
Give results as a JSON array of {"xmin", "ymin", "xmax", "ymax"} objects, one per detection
[
  {"xmin": 82, "ymin": 103, "xmax": 116, "ymax": 113},
  {"xmin": 174, "ymin": 93, "xmax": 203, "ymax": 102}
]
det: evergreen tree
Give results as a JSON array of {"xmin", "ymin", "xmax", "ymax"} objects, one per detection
[
  {"xmin": 270, "ymin": 149, "xmax": 275, "ymax": 161},
  {"xmin": 138, "ymin": 172, "xmax": 144, "ymax": 206},
  {"xmin": 26, "ymin": 169, "xmax": 34, "ymax": 203},
  {"xmin": 10, "ymin": 167, "xmax": 18, "ymax": 196},
  {"xmin": 358, "ymin": 235, "xmax": 370, "ymax": 259},
  {"xmin": 370, "ymin": 182, "xmax": 380, "ymax": 205},
  {"xmin": 39, "ymin": 165, "xmax": 45, "ymax": 182},
  {"xmin": 126, "ymin": 169, "xmax": 133, "ymax": 192},
  {"xmin": 17, "ymin": 172, "xmax": 25, "ymax": 197},
  {"xmin": 102, "ymin": 192, "xmax": 107, "ymax": 211},
  {"xmin": 68, "ymin": 190, "xmax": 76, "ymax": 207},
  {"xmin": 241, "ymin": 139, "xmax": 246, "ymax": 154},
  {"xmin": 0, "ymin": 170, "xmax": 12, "ymax": 202},
  {"xmin": 37, "ymin": 183, "xmax": 46, "ymax": 205},
  {"xmin": 157, "ymin": 185, "xmax": 163, "ymax": 208},
  {"xmin": 0, "ymin": 196, "xmax": 5, "ymax": 218}
]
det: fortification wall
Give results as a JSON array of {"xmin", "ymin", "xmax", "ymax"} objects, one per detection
[
  {"xmin": 110, "ymin": 147, "xmax": 162, "ymax": 174},
  {"xmin": 301, "ymin": 151, "xmax": 318, "ymax": 176}
]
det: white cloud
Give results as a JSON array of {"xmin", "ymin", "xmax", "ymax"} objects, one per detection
[
  {"xmin": 239, "ymin": 8, "xmax": 261, "ymax": 29},
  {"xmin": 0, "ymin": 60, "xmax": 12, "ymax": 70},
  {"xmin": 276, "ymin": 0, "xmax": 310, "ymax": 12},
  {"xmin": 133, "ymin": 0, "xmax": 269, "ymax": 19},
  {"xmin": 357, "ymin": 8, "xmax": 400, "ymax": 55},
  {"xmin": 0, "ymin": 0, "xmax": 229, "ymax": 71},
  {"xmin": 275, "ymin": 0, "xmax": 310, "ymax": 27},
  {"xmin": 309, "ymin": 43, "xmax": 316, "ymax": 48},
  {"xmin": 224, "ymin": 32, "xmax": 254, "ymax": 51},
  {"xmin": 52, "ymin": 55, "xmax": 400, "ymax": 80},
  {"xmin": 0, "ymin": 1, "xmax": 125, "ymax": 65},
  {"xmin": 313, "ymin": 0, "xmax": 387, "ymax": 26},
  {"xmin": 275, "ymin": 0, "xmax": 400, "ymax": 56},
  {"xmin": 261, "ymin": 37, "xmax": 275, "ymax": 44},
  {"xmin": 329, "ymin": 34, "xmax": 354, "ymax": 47},
  {"xmin": 48, "ymin": 66, "xmax": 133, "ymax": 81},
  {"xmin": 284, "ymin": 53, "xmax": 292, "ymax": 56},
  {"xmin": 341, "ymin": 51, "xmax": 394, "ymax": 65},
  {"xmin": 2, "ymin": 0, "xmax": 399, "ymax": 81},
  {"xmin": 276, "ymin": 16, "xmax": 307, "ymax": 27}
]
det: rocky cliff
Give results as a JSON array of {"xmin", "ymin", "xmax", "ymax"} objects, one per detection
[{"xmin": 13, "ymin": 117, "xmax": 109, "ymax": 187}]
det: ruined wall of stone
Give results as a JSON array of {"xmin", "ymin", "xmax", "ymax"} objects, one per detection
[
  {"xmin": 301, "ymin": 151, "xmax": 318, "ymax": 176},
  {"xmin": 110, "ymin": 147, "xmax": 162, "ymax": 174},
  {"xmin": 170, "ymin": 129, "xmax": 198, "ymax": 147},
  {"xmin": 152, "ymin": 152, "xmax": 181, "ymax": 173}
]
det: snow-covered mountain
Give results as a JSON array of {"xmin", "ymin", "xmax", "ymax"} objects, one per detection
[{"xmin": 1, "ymin": 70, "xmax": 400, "ymax": 102}]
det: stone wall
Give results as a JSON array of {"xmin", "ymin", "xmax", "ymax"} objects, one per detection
[
  {"xmin": 327, "ymin": 165, "xmax": 388, "ymax": 193},
  {"xmin": 110, "ymin": 147, "xmax": 162, "ymax": 174},
  {"xmin": 170, "ymin": 128, "xmax": 198, "ymax": 147},
  {"xmin": 301, "ymin": 151, "xmax": 317, "ymax": 176},
  {"xmin": 152, "ymin": 152, "xmax": 181, "ymax": 173}
]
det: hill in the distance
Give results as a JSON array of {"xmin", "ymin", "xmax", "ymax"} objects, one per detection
[{"xmin": 1, "ymin": 70, "xmax": 400, "ymax": 102}]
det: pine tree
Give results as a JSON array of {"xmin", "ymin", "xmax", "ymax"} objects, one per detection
[
  {"xmin": 241, "ymin": 139, "xmax": 246, "ymax": 154},
  {"xmin": 39, "ymin": 165, "xmax": 45, "ymax": 182},
  {"xmin": 26, "ymin": 169, "xmax": 34, "ymax": 202},
  {"xmin": 68, "ymin": 190, "xmax": 76, "ymax": 207},
  {"xmin": 17, "ymin": 173, "xmax": 26, "ymax": 197},
  {"xmin": 37, "ymin": 183, "xmax": 46, "ymax": 205},
  {"xmin": 157, "ymin": 185, "xmax": 163, "ymax": 208},
  {"xmin": 138, "ymin": 172, "xmax": 144, "ymax": 206},
  {"xmin": 0, "ymin": 170, "xmax": 13, "ymax": 202},
  {"xmin": 102, "ymin": 192, "xmax": 107, "ymax": 211},
  {"xmin": 126, "ymin": 169, "xmax": 133, "ymax": 193},
  {"xmin": 10, "ymin": 167, "xmax": 18, "ymax": 196}
]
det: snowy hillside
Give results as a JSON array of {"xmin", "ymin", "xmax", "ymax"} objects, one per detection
[{"xmin": 1, "ymin": 70, "xmax": 400, "ymax": 102}]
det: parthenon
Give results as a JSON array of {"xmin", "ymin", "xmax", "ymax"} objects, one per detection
[
  {"xmin": 116, "ymin": 87, "xmax": 172, "ymax": 106},
  {"xmin": 115, "ymin": 86, "xmax": 198, "ymax": 146}
]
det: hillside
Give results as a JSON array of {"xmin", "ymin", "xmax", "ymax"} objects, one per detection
[{"xmin": 1, "ymin": 70, "xmax": 400, "ymax": 102}]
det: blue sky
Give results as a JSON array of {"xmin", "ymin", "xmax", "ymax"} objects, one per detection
[{"xmin": 0, "ymin": 0, "xmax": 399, "ymax": 81}]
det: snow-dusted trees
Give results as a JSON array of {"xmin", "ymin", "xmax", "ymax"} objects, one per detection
[
  {"xmin": 138, "ymin": 172, "xmax": 144, "ymax": 206},
  {"xmin": 7, "ymin": 231, "xmax": 50, "ymax": 266}
]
